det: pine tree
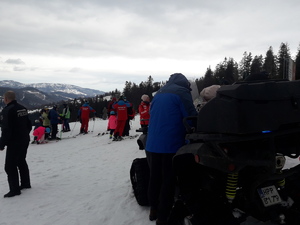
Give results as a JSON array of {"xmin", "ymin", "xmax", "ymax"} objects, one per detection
[
  {"xmin": 239, "ymin": 51, "xmax": 252, "ymax": 80},
  {"xmin": 263, "ymin": 46, "xmax": 277, "ymax": 79},
  {"xmin": 214, "ymin": 57, "xmax": 238, "ymax": 84},
  {"xmin": 250, "ymin": 55, "xmax": 263, "ymax": 75},
  {"xmin": 214, "ymin": 58, "xmax": 227, "ymax": 84},
  {"xmin": 225, "ymin": 58, "xmax": 239, "ymax": 83},
  {"xmin": 203, "ymin": 67, "xmax": 215, "ymax": 88},
  {"xmin": 277, "ymin": 42, "xmax": 291, "ymax": 79},
  {"xmin": 295, "ymin": 44, "xmax": 300, "ymax": 80}
]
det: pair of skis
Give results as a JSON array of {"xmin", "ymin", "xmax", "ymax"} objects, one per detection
[{"xmin": 108, "ymin": 134, "xmax": 139, "ymax": 144}]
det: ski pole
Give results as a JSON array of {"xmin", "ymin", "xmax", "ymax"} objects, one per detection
[
  {"xmin": 70, "ymin": 120, "xmax": 77, "ymax": 136},
  {"xmin": 59, "ymin": 121, "xmax": 64, "ymax": 139},
  {"xmin": 91, "ymin": 117, "xmax": 96, "ymax": 132}
]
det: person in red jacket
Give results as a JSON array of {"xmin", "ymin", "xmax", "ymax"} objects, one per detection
[
  {"xmin": 78, "ymin": 101, "xmax": 96, "ymax": 134},
  {"xmin": 112, "ymin": 96, "xmax": 130, "ymax": 141},
  {"xmin": 123, "ymin": 97, "xmax": 135, "ymax": 136},
  {"xmin": 139, "ymin": 94, "xmax": 150, "ymax": 129}
]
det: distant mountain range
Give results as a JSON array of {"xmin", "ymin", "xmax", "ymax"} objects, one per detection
[{"xmin": 0, "ymin": 80, "xmax": 105, "ymax": 109}]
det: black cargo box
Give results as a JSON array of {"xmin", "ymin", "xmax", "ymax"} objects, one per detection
[{"xmin": 197, "ymin": 80, "xmax": 300, "ymax": 134}]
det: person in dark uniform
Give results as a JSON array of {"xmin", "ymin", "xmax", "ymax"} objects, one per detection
[
  {"xmin": 48, "ymin": 105, "xmax": 61, "ymax": 140},
  {"xmin": 0, "ymin": 91, "xmax": 32, "ymax": 198}
]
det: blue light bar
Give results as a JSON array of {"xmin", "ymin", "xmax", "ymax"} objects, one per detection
[{"xmin": 262, "ymin": 130, "xmax": 271, "ymax": 134}]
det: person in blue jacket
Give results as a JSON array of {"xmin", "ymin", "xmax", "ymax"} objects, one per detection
[
  {"xmin": 48, "ymin": 105, "xmax": 61, "ymax": 140},
  {"xmin": 145, "ymin": 73, "xmax": 198, "ymax": 225}
]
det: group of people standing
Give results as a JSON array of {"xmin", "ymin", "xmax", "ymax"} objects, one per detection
[
  {"xmin": 107, "ymin": 96, "xmax": 135, "ymax": 140},
  {"xmin": 32, "ymin": 103, "xmax": 72, "ymax": 143},
  {"xmin": 0, "ymin": 73, "xmax": 197, "ymax": 225}
]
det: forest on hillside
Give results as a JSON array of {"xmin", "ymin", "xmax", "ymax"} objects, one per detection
[{"xmin": 29, "ymin": 42, "xmax": 300, "ymax": 123}]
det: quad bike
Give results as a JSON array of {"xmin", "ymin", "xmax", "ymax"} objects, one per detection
[
  {"xmin": 130, "ymin": 127, "xmax": 149, "ymax": 206},
  {"xmin": 169, "ymin": 79, "xmax": 300, "ymax": 225}
]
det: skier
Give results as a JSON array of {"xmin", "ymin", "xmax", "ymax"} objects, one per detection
[
  {"xmin": 32, "ymin": 127, "xmax": 51, "ymax": 144},
  {"xmin": 78, "ymin": 101, "xmax": 96, "ymax": 134},
  {"xmin": 40, "ymin": 107, "xmax": 51, "ymax": 139},
  {"xmin": 61, "ymin": 103, "xmax": 71, "ymax": 132},
  {"xmin": 102, "ymin": 107, "xmax": 108, "ymax": 120},
  {"xmin": 107, "ymin": 111, "xmax": 117, "ymax": 139},
  {"xmin": 112, "ymin": 96, "xmax": 130, "ymax": 141},
  {"xmin": 48, "ymin": 105, "xmax": 61, "ymax": 140},
  {"xmin": 138, "ymin": 94, "xmax": 150, "ymax": 129},
  {"xmin": 123, "ymin": 97, "xmax": 135, "ymax": 136}
]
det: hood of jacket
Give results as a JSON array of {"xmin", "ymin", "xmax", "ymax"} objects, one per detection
[{"xmin": 165, "ymin": 73, "xmax": 191, "ymax": 91}]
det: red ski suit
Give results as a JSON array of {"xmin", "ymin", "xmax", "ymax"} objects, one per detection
[
  {"xmin": 138, "ymin": 101, "xmax": 150, "ymax": 126},
  {"xmin": 78, "ymin": 103, "xmax": 96, "ymax": 133},
  {"xmin": 112, "ymin": 100, "xmax": 130, "ymax": 137}
]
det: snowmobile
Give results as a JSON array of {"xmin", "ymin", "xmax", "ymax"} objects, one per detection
[{"xmin": 170, "ymin": 79, "xmax": 300, "ymax": 225}]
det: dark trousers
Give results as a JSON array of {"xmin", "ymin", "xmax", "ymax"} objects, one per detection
[
  {"xmin": 110, "ymin": 129, "xmax": 115, "ymax": 135},
  {"xmin": 43, "ymin": 126, "xmax": 50, "ymax": 139},
  {"xmin": 5, "ymin": 142, "xmax": 30, "ymax": 192},
  {"xmin": 123, "ymin": 119, "xmax": 130, "ymax": 136},
  {"xmin": 146, "ymin": 151, "xmax": 176, "ymax": 221},
  {"xmin": 63, "ymin": 119, "xmax": 70, "ymax": 131},
  {"xmin": 51, "ymin": 123, "xmax": 58, "ymax": 139}
]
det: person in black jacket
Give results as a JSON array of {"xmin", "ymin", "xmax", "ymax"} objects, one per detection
[{"xmin": 0, "ymin": 91, "xmax": 32, "ymax": 197}]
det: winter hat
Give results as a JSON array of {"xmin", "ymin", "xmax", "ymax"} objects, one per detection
[
  {"xmin": 141, "ymin": 94, "xmax": 149, "ymax": 101},
  {"xmin": 110, "ymin": 111, "xmax": 115, "ymax": 115},
  {"xmin": 119, "ymin": 96, "xmax": 124, "ymax": 100},
  {"xmin": 45, "ymin": 127, "xmax": 51, "ymax": 133},
  {"xmin": 200, "ymin": 85, "xmax": 220, "ymax": 103}
]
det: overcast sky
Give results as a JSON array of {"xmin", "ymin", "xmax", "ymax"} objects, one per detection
[{"xmin": 0, "ymin": 0, "xmax": 299, "ymax": 92}]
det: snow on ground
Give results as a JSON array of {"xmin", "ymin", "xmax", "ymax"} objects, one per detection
[{"xmin": 0, "ymin": 116, "xmax": 299, "ymax": 225}]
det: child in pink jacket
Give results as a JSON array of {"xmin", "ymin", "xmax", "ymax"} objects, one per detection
[
  {"xmin": 107, "ymin": 111, "xmax": 117, "ymax": 139},
  {"xmin": 32, "ymin": 127, "xmax": 51, "ymax": 144}
]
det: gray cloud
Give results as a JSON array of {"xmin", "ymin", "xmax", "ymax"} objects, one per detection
[
  {"xmin": 5, "ymin": 59, "xmax": 25, "ymax": 65},
  {"xmin": 0, "ymin": 0, "xmax": 299, "ymax": 91},
  {"xmin": 13, "ymin": 66, "xmax": 26, "ymax": 71}
]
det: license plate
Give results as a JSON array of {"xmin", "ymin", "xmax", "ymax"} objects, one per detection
[{"xmin": 257, "ymin": 185, "xmax": 282, "ymax": 207}]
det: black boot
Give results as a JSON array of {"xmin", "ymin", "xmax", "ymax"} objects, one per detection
[{"xmin": 4, "ymin": 191, "xmax": 21, "ymax": 198}]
